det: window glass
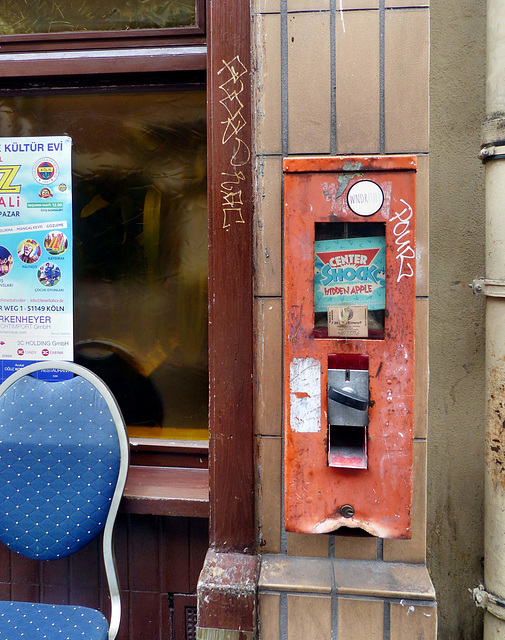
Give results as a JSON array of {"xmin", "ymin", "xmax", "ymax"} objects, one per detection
[
  {"xmin": 0, "ymin": 83, "xmax": 208, "ymax": 441},
  {"xmin": 1, "ymin": 1, "xmax": 197, "ymax": 34}
]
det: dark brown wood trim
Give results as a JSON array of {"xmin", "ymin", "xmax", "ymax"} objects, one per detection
[
  {"xmin": 129, "ymin": 438, "xmax": 209, "ymax": 454},
  {"xmin": 121, "ymin": 466, "xmax": 209, "ymax": 517},
  {"xmin": 174, "ymin": 594, "xmax": 198, "ymax": 640},
  {"xmin": 0, "ymin": 35, "xmax": 206, "ymax": 53},
  {"xmin": 207, "ymin": 0, "xmax": 255, "ymax": 553},
  {"xmin": 0, "ymin": 28, "xmax": 204, "ymax": 47},
  {"xmin": 129, "ymin": 438, "xmax": 209, "ymax": 468},
  {"xmin": 0, "ymin": 46, "xmax": 206, "ymax": 77},
  {"xmin": 129, "ymin": 438, "xmax": 209, "ymax": 469},
  {"xmin": 197, "ymin": 549, "xmax": 259, "ymax": 634},
  {"xmin": 195, "ymin": 0, "xmax": 206, "ymax": 35}
]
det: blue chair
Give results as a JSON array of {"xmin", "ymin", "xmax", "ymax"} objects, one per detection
[{"xmin": 0, "ymin": 361, "xmax": 129, "ymax": 640}]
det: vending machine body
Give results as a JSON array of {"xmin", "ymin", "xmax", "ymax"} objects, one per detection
[{"xmin": 284, "ymin": 155, "xmax": 416, "ymax": 539}]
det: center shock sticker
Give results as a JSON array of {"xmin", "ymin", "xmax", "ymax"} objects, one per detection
[{"xmin": 314, "ymin": 236, "xmax": 386, "ymax": 312}]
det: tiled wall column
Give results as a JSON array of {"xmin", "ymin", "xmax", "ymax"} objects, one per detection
[{"xmin": 253, "ymin": 1, "xmax": 432, "ymax": 638}]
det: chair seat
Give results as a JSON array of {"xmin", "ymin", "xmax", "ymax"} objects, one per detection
[{"xmin": 0, "ymin": 600, "xmax": 109, "ymax": 639}]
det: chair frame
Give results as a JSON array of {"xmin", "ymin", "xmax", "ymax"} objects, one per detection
[{"xmin": 0, "ymin": 360, "xmax": 130, "ymax": 640}]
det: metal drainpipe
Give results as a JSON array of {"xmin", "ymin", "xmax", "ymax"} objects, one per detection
[{"xmin": 472, "ymin": 1, "xmax": 505, "ymax": 637}]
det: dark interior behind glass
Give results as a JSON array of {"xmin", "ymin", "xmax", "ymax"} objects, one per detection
[{"xmin": 0, "ymin": 73, "xmax": 208, "ymax": 441}]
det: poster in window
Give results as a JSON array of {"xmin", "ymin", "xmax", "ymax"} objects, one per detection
[{"xmin": 0, "ymin": 136, "xmax": 73, "ymax": 381}]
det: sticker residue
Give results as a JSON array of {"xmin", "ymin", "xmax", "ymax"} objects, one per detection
[{"xmin": 290, "ymin": 357, "xmax": 321, "ymax": 433}]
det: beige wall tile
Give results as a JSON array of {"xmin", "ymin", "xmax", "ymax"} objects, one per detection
[
  {"xmin": 255, "ymin": 298, "xmax": 282, "ymax": 436},
  {"xmin": 260, "ymin": 555, "xmax": 333, "ymax": 593},
  {"xmin": 287, "ymin": 595, "xmax": 332, "ymax": 640},
  {"xmin": 288, "ymin": 12, "xmax": 331, "ymax": 154},
  {"xmin": 287, "ymin": 532, "xmax": 329, "ymax": 557},
  {"xmin": 336, "ymin": 10, "xmax": 380, "ymax": 154},
  {"xmin": 334, "ymin": 535, "xmax": 378, "ymax": 560},
  {"xmin": 414, "ymin": 299, "xmax": 428, "ymax": 440},
  {"xmin": 255, "ymin": 13, "xmax": 282, "ymax": 155},
  {"xmin": 385, "ymin": 9, "xmax": 429, "ymax": 152},
  {"xmin": 254, "ymin": 0, "xmax": 281, "ymax": 13},
  {"xmin": 337, "ymin": 598, "xmax": 383, "ymax": 640},
  {"xmin": 288, "ymin": 0, "xmax": 330, "ymax": 11},
  {"xmin": 390, "ymin": 602, "xmax": 437, "ymax": 640},
  {"xmin": 342, "ymin": 0, "xmax": 379, "ymax": 7},
  {"xmin": 383, "ymin": 440, "xmax": 427, "ymax": 563},
  {"xmin": 387, "ymin": 0, "xmax": 428, "ymax": 6},
  {"xmin": 416, "ymin": 154, "xmax": 429, "ymax": 297},
  {"xmin": 255, "ymin": 156, "xmax": 282, "ymax": 297},
  {"xmin": 259, "ymin": 593, "xmax": 281, "ymax": 640},
  {"xmin": 257, "ymin": 436, "xmax": 283, "ymax": 553},
  {"xmin": 333, "ymin": 558, "xmax": 435, "ymax": 599}
]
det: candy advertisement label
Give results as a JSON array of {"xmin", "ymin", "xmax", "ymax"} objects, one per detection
[
  {"xmin": 314, "ymin": 236, "xmax": 386, "ymax": 312},
  {"xmin": 327, "ymin": 304, "xmax": 368, "ymax": 338},
  {"xmin": 0, "ymin": 137, "xmax": 73, "ymax": 381}
]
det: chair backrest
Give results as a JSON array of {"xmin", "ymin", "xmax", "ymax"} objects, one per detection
[{"xmin": 0, "ymin": 361, "xmax": 129, "ymax": 638}]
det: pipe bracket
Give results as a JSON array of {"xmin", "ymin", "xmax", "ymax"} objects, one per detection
[
  {"xmin": 479, "ymin": 144, "xmax": 505, "ymax": 162},
  {"xmin": 470, "ymin": 278, "xmax": 505, "ymax": 297},
  {"xmin": 472, "ymin": 584, "xmax": 505, "ymax": 620},
  {"xmin": 481, "ymin": 117, "xmax": 505, "ymax": 161}
]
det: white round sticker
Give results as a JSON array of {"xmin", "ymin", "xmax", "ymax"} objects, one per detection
[{"xmin": 347, "ymin": 180, "xmax": 384, "ymax": 216}]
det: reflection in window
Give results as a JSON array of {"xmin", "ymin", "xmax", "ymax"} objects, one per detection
[
  {"xmin": 0, "ymin": 1, "xmax": 197, "ymax": 35},
  {"xmin": 0, "ymin": 87, "xmax": 208, "ymax": 441}
]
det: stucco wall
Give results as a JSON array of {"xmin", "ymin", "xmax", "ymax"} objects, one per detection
[{"xmin": 429, "ymin": 0, "xmax": 486, "ymax": 638}]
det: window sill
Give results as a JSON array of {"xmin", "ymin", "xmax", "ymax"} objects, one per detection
[
  {"xmin": 121, "ymin": 465, "xmax": 209, "ymax": 518},
  {"xmin": 129, "ymin": 437, "xmax": 209, "ymax": 468},
  {"xmin": 0, "ymin": 45, "xmax": 206, "ymax": 76}
]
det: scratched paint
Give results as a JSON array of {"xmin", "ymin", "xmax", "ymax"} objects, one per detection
[
  {"xmin": 290, "ymin": 357, "xmax": 321, "ymax": 433},
  {"xmin": 323, "ymin": 176, "xmax": 393, "ymax": 221},
  {"xmin": 486, "ymin": 361, "xmax": 505, "ymax": 489},
  {"xmin": 322, "ymin": 172, "xmax": 363, "ymax": 203}
]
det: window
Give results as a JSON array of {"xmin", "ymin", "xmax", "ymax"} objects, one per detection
[
  {"xmin": 0, "ymin": 0, "xmax": 205, "ymax": 51},
  {"xmin": 0, "ymin": 1, "xmax": 209, "ymax": 466},
  {"xmin": 0, "ymin": 73, "xmax": 208, "ymax": 446}
]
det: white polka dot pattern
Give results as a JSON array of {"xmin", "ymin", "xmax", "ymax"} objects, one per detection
[
  {"xmin": 0, "ymin": 601, "xmax": 109, "ymax": 639},
  {"xmin": 0, "ymin": 376, "xmax": 120, "ymax": 560}
]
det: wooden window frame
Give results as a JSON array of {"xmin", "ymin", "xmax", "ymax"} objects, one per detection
[
  {"xmin": 0, "ymin": 0, "xmax": 206, "ymax": 52},
  {"xmin": 206, "ymin": 0, "xmax": 254, "ymax": 553},
  {"xmin": 0, "ymin": 0, "xmax": 254, "ymax": 554}
]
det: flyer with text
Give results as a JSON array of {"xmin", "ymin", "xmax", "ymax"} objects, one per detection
[{"xmin": 0, "ymin": 136, "xmax": 73, "ymax": 381}]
